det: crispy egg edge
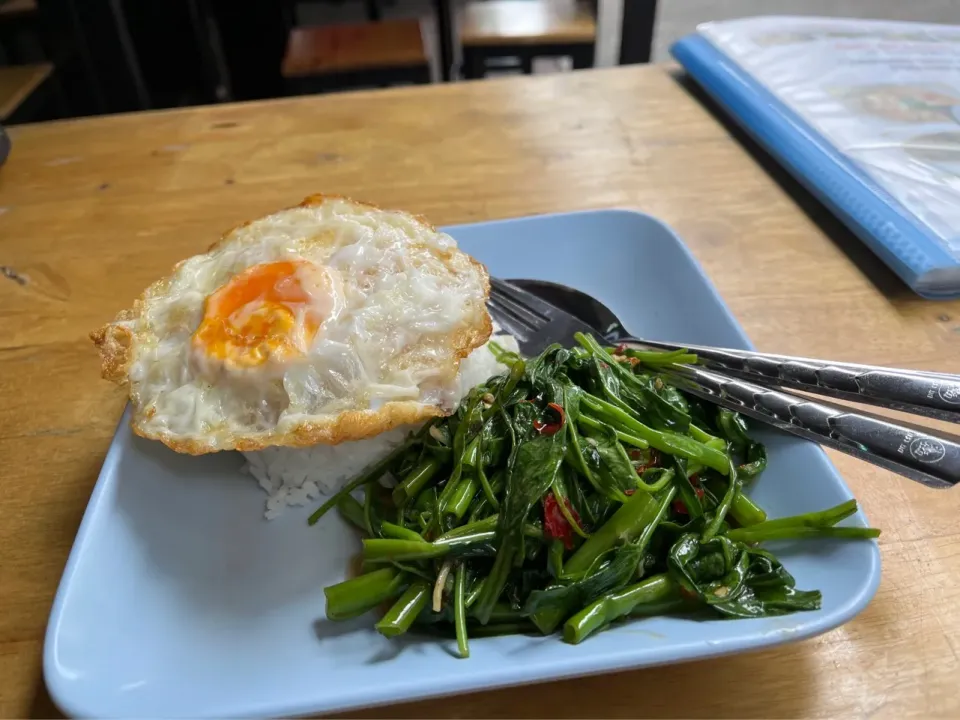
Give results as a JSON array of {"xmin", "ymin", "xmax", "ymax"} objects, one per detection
[{"xmin": 90, "ymin": 193, "xmax": 493, "ymax": 455}]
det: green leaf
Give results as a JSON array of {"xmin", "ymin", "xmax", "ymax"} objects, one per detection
[
  {"xmin": 671, "ymin": 455, "xmax": 704, "ymax": 521},
  {"xmin": 578, "ymin": 419, "xmax": 636, "ymax": 499},
  {"xmin": 316, "ymin": 333, "xmax": 872, "ymax": 647},
  {"xmin": 667, "ymin": 533, "xmax": 822, "ymax": 618},
  {"xmin": 716, "ymin": 409, "xmax": 751, "ymax": 450},
  {"xmin": 574, "ymin": 333, "xmax": 691, "ymax": 432},
  {"xmin": 524, "ymin": 486, "xmax": 676, "ymax": 633},
  {"xmin": 472, "ymin": 423, "xmax": 567, "ymax": 624},
  {"xmin": 523, "ymin": 541, "xmax": 645, "ymax": 633},
  {"xmin": 738, "ymin": 442, "xmax": 767, "ymax": 480},
  {"xmin": 656, "ymin": 380, "xmax": 690, "ymax": 416},
  {"xmin": 702, "ymin": 458, "xmax": 739, "ymax": 542},
  {"xmin": 526, "ymin": 344, "xmax": 573, "ymax": 390}
]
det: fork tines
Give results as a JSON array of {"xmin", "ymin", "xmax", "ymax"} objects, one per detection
[{"xmin": 488, "ymin": 280, "xmax": 552, "ymax": 340}]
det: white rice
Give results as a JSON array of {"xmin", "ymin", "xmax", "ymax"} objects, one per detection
[{"xmin": 242, "ymin": 330, "xmax": 519, "ymax": 519}]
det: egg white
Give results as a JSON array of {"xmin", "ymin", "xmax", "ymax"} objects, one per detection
[{"xmin": 92, "ymin": 195, "xmax": 492, "ymax": 454}]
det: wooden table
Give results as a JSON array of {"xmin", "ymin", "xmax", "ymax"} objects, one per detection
[{"xmin": 1, "ymin": 65, "xmax": 959, "ymax": 718}]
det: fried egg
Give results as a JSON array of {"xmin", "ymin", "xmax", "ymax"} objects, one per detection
[{"xmin": 91, "ymin": 195, "xmax": 492, "ymax": 454}]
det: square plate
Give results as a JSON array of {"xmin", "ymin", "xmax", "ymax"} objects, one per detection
[{"xmin": 44, "ymin": 210, "xmax": 880, "ymax": 718}]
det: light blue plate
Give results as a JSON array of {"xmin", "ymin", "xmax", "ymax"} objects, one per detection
[{"xmin": 44, "ymin": 210, "xmax": 880, "ymax": 718}]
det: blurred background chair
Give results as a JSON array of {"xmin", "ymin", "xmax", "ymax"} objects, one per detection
[
  {"xmin": 0, "ymin": 0, "xmax": 660, "ymax": 123},
  {"xmin": 282, "ymin": 18, "xmax": 429, "ymax": 93},
  {"xmin": 460, "ymin": 0, "xmax": 597, "ymax": 79},
  {"xmin": 0, "ymin": 0, "xmax": 91, "ymax": 122},
  {"xmin": 0, "ymin": 61, "xmax": 52, "ymax": 122}
]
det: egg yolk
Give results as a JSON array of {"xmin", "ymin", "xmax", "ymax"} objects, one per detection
[{"xmin": 192, "ymin": 260, "xmax": 325, "ymax": 369}]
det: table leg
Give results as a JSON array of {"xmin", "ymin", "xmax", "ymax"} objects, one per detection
[
  {"xmin": 433, "ymin": 0, "xmax": 454, "ymax": 81},
  {"xmin": 618, "ymin": 0, "xmax": 657, "ymax": 65}
]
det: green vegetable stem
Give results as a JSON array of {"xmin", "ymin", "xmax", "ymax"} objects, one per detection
[
  {"xmin": 393, "ymin": 457, "xmax": 442, "ymax": 507},
  {"xmin": 376, "ymin": 581, "xmax": 432, "ymax": 637},
  {"xmin": 324, "ymin": 568, "xmax": 409, "ymax": 621},
  {"xmin": 564, "ymin": 574, "xmax": 686, "ymax": 644},
  {"xmin": 309, "ymin": 333, "xmax": 881, "ymax": 655},
  {"xmin": 336, "ymin": 494, "xmax": 367, "ymax": 533},
  {"xmin": 454, "ymin": 564, "xmax": 470, "ymax": 658},
  {"xmin": 564, "ymin": 488, "xmax": 662, "ymax": 577}
]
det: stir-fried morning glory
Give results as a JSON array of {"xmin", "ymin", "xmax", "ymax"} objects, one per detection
[{"xmin": 311, "ymin": 334, "xmax": 880, "ymax": 657}]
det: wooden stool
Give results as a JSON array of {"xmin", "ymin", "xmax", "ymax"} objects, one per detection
[
  {"xmin": 460, "ymin": 0, "xmax": 596, "ymax": 79},
  {"xmin": 1, "ymin": 0, "xmax": 84, "ymax": 118},
  {"xmin": 0, "ymin": 62, "xmax": 53, "ymax": 123},
  {"xmin": 282, "ymin": 19, "xmax": 430, "ymax": 94}
]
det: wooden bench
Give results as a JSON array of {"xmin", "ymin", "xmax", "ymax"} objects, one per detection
[
  {"xmin": 0, "ymin": 62, "xmax": 52, "ymax": 123},
  {"xmin": 0, "ymin": 0, "xmax": 38, "ymax": 20},
  {"xmin": 460, "ymin": 0, "xmax": 596, "ymax": 78},
  {"xmin": 282, "ymin": 18, "xmax": 430, "ymax": 94}
]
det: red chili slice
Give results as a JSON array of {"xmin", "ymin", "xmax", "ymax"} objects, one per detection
[
  {"xmin": 533, "ymin": 403, "xmax": 565, "ymax": 436},
  {"xmin": 547, "ymin": 402, "xmax": 565, "ymax": 425},
  {"xmin": 543, "ymin": 493, "xmax": 581, "ymax": 550},
  {"xmin": 673, "ymin": 486, "xmax": 706, "ymax": 515},
  {"xmin": 691, "ymin": 476, "xmax": 704, "ymax": 500}
]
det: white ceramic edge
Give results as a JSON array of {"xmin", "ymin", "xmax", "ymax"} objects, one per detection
[{"xmin": 42, "ymin": 208, "xmax": 882, "ymax": 718}]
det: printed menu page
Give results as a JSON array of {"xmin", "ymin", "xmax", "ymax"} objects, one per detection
[{"xmin": 701, "ymin": 16, "xmax": 960, "ymax": 257}]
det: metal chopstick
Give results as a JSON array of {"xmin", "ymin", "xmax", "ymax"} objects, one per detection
[
  {"xmin": 662, "ymin": 363, "xmax": 960, "ymax": 489},
  {"xmin": 626, "ymin": 339, "xmax": 960, "ymax": 423}
]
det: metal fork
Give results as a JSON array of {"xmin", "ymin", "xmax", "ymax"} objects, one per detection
[{"xmin": 487, "ymin": 277, "xmax": 960, "ymax": 489}]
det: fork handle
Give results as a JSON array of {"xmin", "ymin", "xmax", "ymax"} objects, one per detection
[{"xmin": 622, "ymin": 338, "xmax": 960, "ymax": 423}]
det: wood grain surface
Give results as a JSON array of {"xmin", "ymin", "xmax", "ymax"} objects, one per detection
[{"xmin": 2, "ymin": 65, "xmax": 959, "ymax": 718}]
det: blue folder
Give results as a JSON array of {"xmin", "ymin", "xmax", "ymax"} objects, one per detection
[{"xmin": 672, "ymin": 27, "xmax": 960, "ymax": 299}]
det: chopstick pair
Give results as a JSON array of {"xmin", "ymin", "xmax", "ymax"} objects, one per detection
[{"xmin": 487, "ymin": 278, "xmax": 960, "ymax": 490}]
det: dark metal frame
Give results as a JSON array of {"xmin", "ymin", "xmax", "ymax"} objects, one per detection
[
  {"xmin": 185, "ymin": 0, "xmax": 229, "ymax": 103},
  {"xmin": 619, "ymin": 0, "xmax": 658, "ymax": 64},
  {"xmin": 38, "ymin": 0, "xmax": 151, "ymax": 113},
  {"xmin": 432, "ymin": 0, "xmax": 454, "ymax": 81}
]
